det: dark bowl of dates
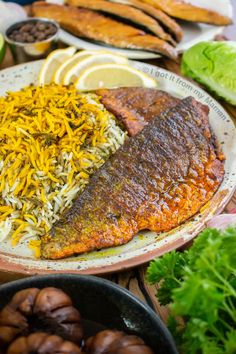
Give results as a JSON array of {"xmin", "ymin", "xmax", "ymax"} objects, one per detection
[
  {"xmin": 0, "ymin": 274, "xmax": 178, "ymax": 354},
  {"xmin": 5, "ymin": 18, "xmax": 59, "ymax": 63}
]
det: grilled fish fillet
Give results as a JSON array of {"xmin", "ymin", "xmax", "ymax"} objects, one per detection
[
  {"xmin": 32, "ymin": 2, "xmax": 177, "ymax": 60},
  {"xmin": 41, "ymin": 96, "xmax": 224, "ymax": 259},
  {"xmin": 142, "ymin": 0, "xmax": 232, "ymax": 25},
  {"xmin": 111, "ymin": 0, "xmax": 183, "ymax": 42},
  {"xmin": 96, "ymin": 88, "xmax": 180, "ymax": 136},
  {"xmin": 67, "ymin": 0, "xmax": 176, "ymax": 45}
]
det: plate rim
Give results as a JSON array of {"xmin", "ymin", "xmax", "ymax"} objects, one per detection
[{"xmin": 0, "ymin": 186, "xmax": 235, "ymax": 276}]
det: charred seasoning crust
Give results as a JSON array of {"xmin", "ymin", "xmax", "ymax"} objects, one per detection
[
  {"xmin": 95, "ymin": 88, "xmax": 180, "ymax": 136},
  {"xmin": 41, "ymin": 96, "xmax": 225, "ymax": 260},
  {"xmin": 0, "ymin": 287, "xmax": 83, "ymax": 348}
]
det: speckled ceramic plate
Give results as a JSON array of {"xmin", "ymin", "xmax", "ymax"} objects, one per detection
[
  {"xmin": 0, "ymin": 60, "xmax": 235, "ymax": 275},
  {"xmin": 48, "ymin": 0, "xmax": 233, "ymax": 59}
]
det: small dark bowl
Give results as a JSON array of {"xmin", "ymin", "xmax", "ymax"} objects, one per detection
[{"xmin": 0, "ymin": 274, "xmax": 178, "ymax": 354}]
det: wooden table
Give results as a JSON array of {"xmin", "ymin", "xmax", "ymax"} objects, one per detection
[{"xmin": 0, "ymin": 6, "xmax": 236, "ymax": 326}]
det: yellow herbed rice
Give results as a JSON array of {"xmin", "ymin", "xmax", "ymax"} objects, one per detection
[{"xmin": 0, "ymin": 84, "xmax": 126, "ymax": 257}]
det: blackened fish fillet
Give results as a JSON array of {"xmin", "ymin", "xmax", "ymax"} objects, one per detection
[
  {"xmin": 41, "ymin": 96, "xmax": 224, "ymax": 259},
  {"xmin": 96, "ymin": 88, "xmax": 180, "ymax": 136},
  {"xmin": 32, "ymin": 2, "xmax": 177, "ymax": 60}
]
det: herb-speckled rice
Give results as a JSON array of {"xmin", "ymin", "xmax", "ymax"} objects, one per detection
[{"xmin": 0, "ymin": 84, "xmax": 126, "ymax": 257}]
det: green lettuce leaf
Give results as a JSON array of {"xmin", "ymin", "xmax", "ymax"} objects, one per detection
[{"xmin": 181, "ymin": 41, "xmax": 236, "ymax": 105}]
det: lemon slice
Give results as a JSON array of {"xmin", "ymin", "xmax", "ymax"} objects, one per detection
[
  {"xmin": 63, "ymin": 53, "xmax": 129, "ymax": 85},
  {"xmin": 53, "ymin": 50, "xmax": 100, "ymax": 84},
  {"xmin": 75, "ymin": 63, "xmax": 157, "ymax": 91},
  {"xmin": 38, "ymin": 46, "xmax": 76, "ymax": 85}
]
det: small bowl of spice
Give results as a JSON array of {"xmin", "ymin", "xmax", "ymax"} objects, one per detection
[{"xmin": 5, "ymin": 18, "xmax": 59, "ymax": 63}]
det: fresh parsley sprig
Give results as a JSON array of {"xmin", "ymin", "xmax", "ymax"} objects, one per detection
[{"xmin": 147, "ymin": 227, "xmax": 236, "ymax": 354}]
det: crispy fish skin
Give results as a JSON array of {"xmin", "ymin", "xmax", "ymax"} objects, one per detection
[
  {"xmin": 111, "ymin": 0, "xmax": 183, "ymax": 42},
  {"xmin": 66, "ymin": 0, "xmax": 176, "ymax": 45},
  {"xmin": 32, "ymin": 2, "xmax": 178, "ymax": 60},
  {"xmin": 142, "ymin": 0, "xmax": 232, "ymax": 25},
  {"xmin": 41, "ymin": 96, "xmax": 224, "ymax": 259},
  {"xmin": 96, "ymin": 88, "xmax": 180, "ymax": 136}
]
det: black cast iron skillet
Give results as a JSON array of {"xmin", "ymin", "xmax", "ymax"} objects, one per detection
[{"xmin": 0, "ymin": 274, "xmax": 178, "ymax": 354}]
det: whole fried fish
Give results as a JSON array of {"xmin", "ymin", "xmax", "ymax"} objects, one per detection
[
  {"xmin": 41, "ymin": 96, "xmax": 224, "ymax": 259},
  {"xmin": 110, "ymin": 0, "xmax": 183, "ymax": 42},
  {"xmin": 142, "ymin": 0, "xmax": 232, "ymax": 25},
  {"xmin": 67, "ymin": 0, "xmax": 176, "ymax": 45},
  {"xmin": 32, "ymin": 2, "xmax": 177, "ymax": 60}
]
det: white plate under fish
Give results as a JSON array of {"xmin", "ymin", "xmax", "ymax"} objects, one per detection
[
  {"xmin": 48, "ymin": 0, "xmax": 233, "ymax": 59},
  {"xmin": 0, "ymin": 60, "xmax": 235, "ymax": 275}
]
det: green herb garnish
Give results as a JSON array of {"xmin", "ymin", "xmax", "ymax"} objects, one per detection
[{"xmin": 147, "ymin": 227, "xmax": 236, "ymax": 354}]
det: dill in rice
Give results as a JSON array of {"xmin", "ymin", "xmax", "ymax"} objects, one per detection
[{"xmin": 0, "ymin": 84, "xmax": 126, "ymax": 257}]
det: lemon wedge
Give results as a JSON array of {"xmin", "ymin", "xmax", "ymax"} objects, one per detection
[
  {"xmin": 63, "ymin": 53, "xmax": 129, "ymax": 85},
  {"xmin": 53, "ymin": 50, "xmax": 100, "ymax": 84},
  {"xmin": 75, "ymin": 63, "xmax": 157, "ymax": 91},
  {"xmin": 38, "ymin": 46, "xmax": 76, "ymax": 85}
]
